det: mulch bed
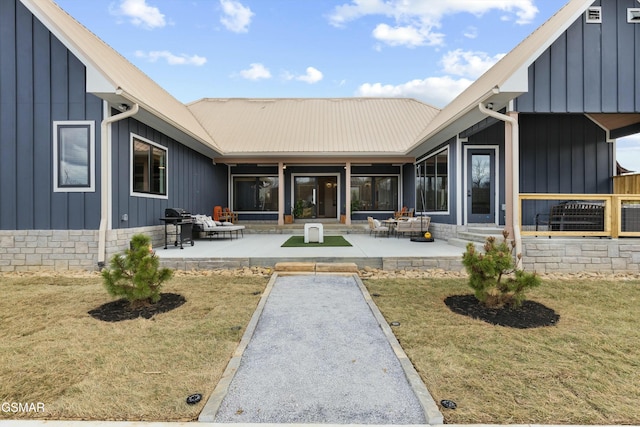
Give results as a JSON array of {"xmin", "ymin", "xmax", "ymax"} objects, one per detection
[
  {"xmin": 88, "ymin": 293, "xmax": 186, "ymax": 322},
  {"xmin": 444, "ymin": 294, "xmax": 560, "ymax": 329}
]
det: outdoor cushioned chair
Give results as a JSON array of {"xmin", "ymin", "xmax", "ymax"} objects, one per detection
[
  {"xmin": 367, "ymin": 216, "xmax": 389, "ymax": 237},
  {"xmin": 192, "ymin": 215, "xmax": 245, "ymax": 239},
  {"xmin": 395, "ymin": 217, "xmax": 430, "ymax": 238}
]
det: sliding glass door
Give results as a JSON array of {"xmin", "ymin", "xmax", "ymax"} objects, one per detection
[{"xmin": 293, "ymin": 176, "xmax": 338, "ymax": 219}]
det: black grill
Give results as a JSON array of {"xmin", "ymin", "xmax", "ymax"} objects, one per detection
[
  {"xmin": 165, "ymin": 207, "xmax": 192, "ymax": 219},
  {"xmin": 160, "ymin": 208, "xmax": 193, "ymax": 249}
]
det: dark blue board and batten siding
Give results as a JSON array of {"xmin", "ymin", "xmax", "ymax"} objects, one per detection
[
  {"xmin": 0, "ymin": 0, "xmax": 102, "ymax": 231},
  {"xmin": 0, "ymin": 0, "xmax": 222, "ymax": 231},
  {"xmin": 515, "ymin": 0, "xmax": 640, "ymax": 114},
  {"xmin": 111, "ymin": 117, "xmax": 221, "ymax": 229},
  {"xmin": 518, "ymin": 113, "xmax": 613, "ymax": 226}
]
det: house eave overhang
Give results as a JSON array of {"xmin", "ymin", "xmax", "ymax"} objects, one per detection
[
  {"xmin": 215, "ymin": 153, "xmax": 415, "ymax": 165},
  {"xmin": 114, "ymin": 90, "xmax": 222, "ymax": 158},
  {"xmin": 21, "ymin": 0, "xmax": 222, "ymax": 160},
  {"xmin": 408, "ymin": 89, "xmax": 524, "ymax": 159},
  {"xmin": 406, "ymin": 0, "xmax": 595, "ymax": 159}
]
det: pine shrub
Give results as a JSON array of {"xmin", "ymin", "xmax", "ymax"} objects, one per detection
[
  {"xmin": 101, "ymin": 234, "xmax": 173, "ymax": 306},
  {"xmin": 461, "ymin": 230, "xmax": 540, "ymax": 308}
]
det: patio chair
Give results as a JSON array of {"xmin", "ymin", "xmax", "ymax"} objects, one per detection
[
  {"xmin": 396, "ymin": 217, "xmax": 430, "ymax": 238},
  {"xmin": 367, "ymin": 216, "xmax": 389, "ymax": 237},
  {"xmin": 219, "ymin": 207, "xmax": 238, "ymax": 223},
  {"xmin": 192, "ymin": 215, "xmax": 245, "ymax": 239},
  {"xmin": 394, "ymin": 207, "xmax": 408, "ymax": 219},
  {"xmin": 213, "ymin": 206, "xmax": 222, "ymax": 221}
]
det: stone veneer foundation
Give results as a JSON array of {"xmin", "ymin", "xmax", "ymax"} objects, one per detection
[
  {"xmin": 2, "ymin": 225, "xmax": 640, "ymax": 274},
  {"xmin": 521, "ymin": 237, "xmax": 640, "ymax": 274},
  {"xmin": 0, "ymin": 226, "xmax": 165, "ymax": 272}
]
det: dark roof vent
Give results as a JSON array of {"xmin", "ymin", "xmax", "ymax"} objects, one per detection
[
  {"xmin": 628, "ymin": 8, "xmax": 640, "ymax": 23},
  {"xmin": 585, "ymin": 6, "xmax": 602, "ymax": 24}
]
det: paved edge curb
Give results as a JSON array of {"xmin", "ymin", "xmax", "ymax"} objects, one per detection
[
  {"xmin": 354, "ymin": 274, "xmax": 445, "ymax": 425},
  {"xmin": 198, "ymin": 273, "xmax": 280, "ymax": 422},
  {"xmin": 3, "ymin": 422, "xmax": 640, "ymax": 427},
  {"xmin": 199, "ymin": 271, "xmax": 445, "ymax": 424}
]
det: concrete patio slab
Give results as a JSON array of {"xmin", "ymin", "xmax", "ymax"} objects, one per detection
[{"xmin": 155, "ymin": 233, "xmax": 466, "ymax": 271}]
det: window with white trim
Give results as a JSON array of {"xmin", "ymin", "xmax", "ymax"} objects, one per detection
[
  {"xmin": 350, "ymin": 176, "xmax": 399, "ymax": 211},
  {"xmin": 232, "ymin": 176, "xmax": 279, "ymax": 211},
  {"xmin": 131, "ymin": 134, "xmax": 168, "ymax": 198},
  {"xmin": 53, "ymin": 121, "xmax": 95, "ymax": 192},
  {"xmin": 416, "ymin": 147, "xmax": 449, "ymax": 212}
]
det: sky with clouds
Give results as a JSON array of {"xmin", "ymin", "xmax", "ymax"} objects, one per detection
[{"xmin": 54, "ymin": 0, "xmax": 640, "ymax": 170}]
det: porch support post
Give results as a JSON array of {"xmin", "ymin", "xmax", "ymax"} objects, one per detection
[
  {"xmin": 478, "ymin": 103, "xmax": 521, "ymax": 268},
  {"xmin": 278, "ymin": 161, "xmax": 285, "ymax": 225},
  {"xmin": 505, "ymin": 111, "xmax": 519, "ymax": 240},
  {"xmin": 345, "ymin": 161, "xmax": 351, "ymax": 225},
  {"xmin": 504, "ymin": 116, "xmax": 514, "ymax": 236}
]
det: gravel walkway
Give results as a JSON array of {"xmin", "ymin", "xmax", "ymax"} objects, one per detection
[{"xmin": 213, "ymin": 274, "xmax": 427, "ymax": 424}]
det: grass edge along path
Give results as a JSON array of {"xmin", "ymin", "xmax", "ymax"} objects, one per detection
[
  {"xmin": 363, "ymin": 276, "xmax": 640, "ymax": 425},
  {"xmin": 2, "ymin": 271, "xmax": 639, "ymax": 424},
  {"xmin": 0, "ymin": 272, "xmax": 269, "ymax": 421}
]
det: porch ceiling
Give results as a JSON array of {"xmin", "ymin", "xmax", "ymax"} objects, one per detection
[
  {"xmin": 589, "ymin": 114, "xmax": 640, "ymax": 138},
  {"xmin": 214, "ymin": 155, "xmax": 415, "ymax": 165}
]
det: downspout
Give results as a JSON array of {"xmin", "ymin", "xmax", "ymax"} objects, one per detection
[
  {"xmin": 97, "ymin": 102, "xmax": 140, "ymax": 268},
  {"xmin": 477, "ymin": 102, "xmax": 522, "ymax": 268}
]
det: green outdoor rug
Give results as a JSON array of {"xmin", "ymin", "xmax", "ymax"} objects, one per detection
[{"xmin": 281, "ymin": 235, "xmax": 352, "ymax": 247}]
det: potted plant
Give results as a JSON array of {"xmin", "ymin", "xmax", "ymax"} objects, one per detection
[
  {"xmin": 293, "ymin": 200, "xmax": 304, "ymax": 218},
  {"xmin": 284, "ymin": 213, "xmax": 293, "ymax": 224}
]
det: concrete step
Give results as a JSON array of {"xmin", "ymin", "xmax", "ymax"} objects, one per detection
[
  {"xmin": 466, "ymin": 226, "xmax": 506, "ymax": 235},
  {"xmin": 450, "ymin": 225, "xmax": 511, "ymax": 253},
  {"xmin": 457, "ymin": 230, "xmax": 505, "ymax": 244},
  {"xmin": 447, "ymin": 237, "xmax": 484, "ymax": 251}
]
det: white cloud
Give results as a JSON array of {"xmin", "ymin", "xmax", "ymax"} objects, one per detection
[
  {"xmin": 113, "ymin": 0, "xmax": 166, "ymax": 29},
  {"xmin": 220, "ymin": 0, "xmax": 254, "ymax": 33},
  {"xmin": 372, "ymin": 23, "xmax": 443, "ymax": 48},
  {"xmin": 328, "ymin": 0, "xmax": 538, "ymax": 47},
  {"xmin": 440, "ymin": 49, "xmax": 505, "ymax": 79},
  {"xmin": 135, "ymin": 50, "xmax": 206, "ymax": 66},
  {"xmin": 356, "ymin": 75, "xmax": 474, "ymax": 108},
  {"xmin": 463, "ymin": 26, "xmax": 478, "ymax": 39},
  {"xmin": 240, "ymin": 63, "xmax": 271, "ymax": 80},
  {"xmin": 282, "ymin": 67, "xmax": 324, "ymax": 84},
  {"xmin": 296, "ymin": 67, "xmax": 324, "ymax": 84}
]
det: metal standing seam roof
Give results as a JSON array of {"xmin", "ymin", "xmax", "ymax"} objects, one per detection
[
  {"xmin": 187, "ymin": 98, "xmax": 440, "ymax": 155},
  {"xmin": 26, "ymin": 0, "xmax": 221, "ymax": 153},
  {"xmin": 29, "ymin": 0, "xmax": 594, "ymax": 159}
]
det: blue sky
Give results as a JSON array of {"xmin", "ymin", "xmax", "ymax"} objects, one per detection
[{"xmin": 54, "ymin": 0, "xmax": 640, "ymax": 171}]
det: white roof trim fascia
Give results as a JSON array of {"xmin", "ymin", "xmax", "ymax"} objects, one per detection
[
  {"xmin": 117, "ymin": 90, "xmax": 223, "ymax": 157},
  {"xmin": 86, "ymin": 69, "xmax": 118, "ymax": 94},
  {"xmin": 20, "ymin": 0, "xmax": 118, "ymax": 95},
  {"xmin": 500, "ymin": 66, "xmax": 529, "ymax": 93},
  {"xmin": 500, "ymin": 0, "xmax": 594, "ymax": 94},
  {"xmin": 585, "ymin": 114, "xmax": 614, "ymax": 142}
]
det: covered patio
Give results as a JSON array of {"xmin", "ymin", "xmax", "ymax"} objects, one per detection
[{"xmin": 154, "ymin": 232, "xmax": 466, "ymax": 272}]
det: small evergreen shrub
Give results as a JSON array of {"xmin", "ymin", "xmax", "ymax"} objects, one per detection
[
  {"xmin": 461, "ymin": 230, "xmax": 541, "ymax": 308},
  {"xmin": 101, "ymin": 234, "xmax": 173, "ymax": 306}
]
